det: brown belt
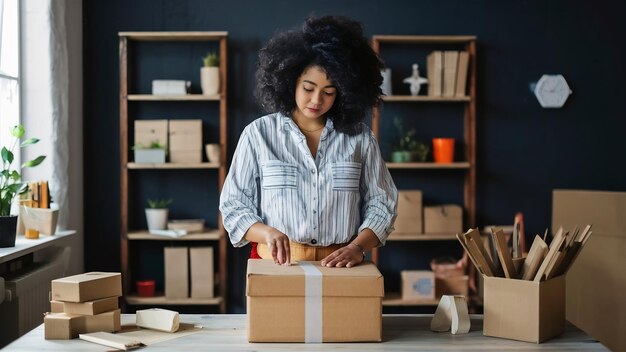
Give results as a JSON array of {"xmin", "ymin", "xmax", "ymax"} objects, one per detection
[{"xmin": 256, "ymin": 241, "xmax": 345, "ymax": 262}]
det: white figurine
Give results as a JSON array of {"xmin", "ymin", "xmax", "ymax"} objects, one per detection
[{"xmin": 403, "ymin": 63, "xmax": 428, "ymax": 96}]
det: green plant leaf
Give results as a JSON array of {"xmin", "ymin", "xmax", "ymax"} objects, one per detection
[
  {"xmin": 22, "ymin": 155, "xmax": 46, "ymax": 168},
  {"xmin": 11, "ymin": 125, "xmax": 25, "ymax": 138},
  {"xmin": 1, "ymin": 147, "xmax": 13, "ymax": 164},
  {"xmin": 10, "ymin": 170, "xmax": 20, "ymax": 180},
  {"xmin": 20, "ymin": 138, "xmax": 40, "ymax": 147}
]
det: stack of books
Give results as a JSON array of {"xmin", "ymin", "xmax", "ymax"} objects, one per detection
[{"xmin": 426, "ymin": 50, "xmax": 470, "ymax": 97}]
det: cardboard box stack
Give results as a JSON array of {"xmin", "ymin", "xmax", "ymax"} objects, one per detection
[
  {"xmin": 457, "ymin": 226, "xmax": 592, "ymax": 343},
  {"xmin": 45, "ymin": 272, "xmax": 122, "ymax": 340},
  {"xmin": 246, "ymin": 259, "xmax": 384, "ymax": 342}
]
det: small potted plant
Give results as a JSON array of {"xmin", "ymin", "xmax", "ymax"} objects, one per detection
[
  {"xmin": 133, "ymin": 140, "xmax": 166, "ymax": 164},
  {"xmin": 145, "ymin": 198, "xmax": 172, "ymax": 231},
  {"xmin": 200, "ymin": 51, "xmax": 220, "ymax": 96},
  {"xmin": 1, "ymin": 125, "xmax": 46, "ymax": 247},
  {"xmin": 390, "ymin": 118, "xmax": 429, "ymax": 163}
]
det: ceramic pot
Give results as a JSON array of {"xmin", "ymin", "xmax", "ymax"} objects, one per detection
[
  {"xmin": 0, "ymin": 215, "xmax": 18, "ymax": 248},
  {"xmin": 200, "ymin": 67, "xmax": 220, "ymax": 95}
]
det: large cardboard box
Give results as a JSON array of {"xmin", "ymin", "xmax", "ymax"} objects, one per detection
[
  {"xmin": 169, "ymin": 120, "xmax": 202, "ymax": 163},
  {"xmin": 164, "ymin": 247, "xmax": 189, "ymax": 299},
  {"xmin": 190, "ymin": 247, "xmax": 214, "ymax": 298},
  {"xmin": 246, "ymin": 259, "xmax": 383, "ymax": 342},
  {"xmin": 134, "ymin": 120, "xmax": 168, "ymax": 148},
  {"xmin": 394, "ymin": 191, "xmax": 423, "ymax": 234},
  {"xmin": 483, "ymin": 275, "xmax": 565, "ymax": 343},
  {"xmin": 44, "ymin": 309, "xmax": 121, "ymax": 340},
  {"xmin": 553, "ymin": 189, "xmax": 626, "ymax": 352},
  {"xmin": 424, "ymin": 204, "xmax": 463, "ymax": 234},
  {"xmin": 401, "ymin": 270, "xmax": 435, "ymax": 300},
  {"xmin": 51, "ymin": 272, "xmax": 121, "ymax": 303},
  {"xmin": 62, "ymin": 296, "xmax": 119, "ymax": 315}
]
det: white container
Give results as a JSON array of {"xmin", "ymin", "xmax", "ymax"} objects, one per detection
[
  {"xmin": 145, "ymin": 208, "xmax": 168, "ymax": 230},
  {"xmin": 205, "ymin": 143, "xmax": 220, "ymax": 164},
  {"xmin": 380, "ymin": 68, "xmax": 392, "ymax": 96},
  {"xmin": 200, "ymin": 67, "xmax": 220, "ymax": 95},
  {"xmin": 134, "ymin": 149, "xmax": 166, "ymax": 163}
]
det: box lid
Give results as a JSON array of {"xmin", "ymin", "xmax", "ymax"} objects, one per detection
[
  {"xmin": 246, "ymin": 260, "xmax": 384, "ymax": 297},
  {"xmin": 53, "ymin": 272, "xmax": 120, "ymax": 284}
]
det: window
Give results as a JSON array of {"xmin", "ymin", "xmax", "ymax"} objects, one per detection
[{"xmin": 0, "ymin": 0, "xmax": 19, "ymax": 150}]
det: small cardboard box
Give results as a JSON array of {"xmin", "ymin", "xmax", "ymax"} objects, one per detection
[
  {"xmin": 63, "ymin": 296, "xmax": 119, "ymax": 315},
  {"xmin": 44, "ymin": 309, "xmax": 121, "ymax": 340},
  {"xmin": 247, "ymin": 259, "xmax": 384, "ymax": 342},
  {"xmin": 394, "ymin": 191, "xmax": 423, "ymax": 234},
  {"xmin": 169, "ymin": 120, "xmax": 202, "ymax": 163},
  {"xmin": 164, "ymin": 247, "xmax": 189, "ymax": 299},
  {"xmin": 401, "ymin": 270, "xmax": 435, "ymax": 300},
  {"xmin": 190, "ymin": 247, "xmax": 214, "ymax": 299},
  {"xmin": 51, "ymin": 272, "xmax": 122, "ymax": 303},
  {"xmin": 134, "ymin": 120, "xmax": 168, "ymax": 148},
  {"xmin": 483, "ymin": 275, "xmax": 565, "ymax": 343},
  {"xmin": 424, "ymin": 204, "xmax": 463, "ymax": 234},
  {"xmin": 435, "ymin": 275, "xmax": 469, "ymax": 298}
]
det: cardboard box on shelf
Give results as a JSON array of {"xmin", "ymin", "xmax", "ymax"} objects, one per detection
[
  {"xmin": 62, "ymin": 296, "xmax": 119, "ymax": 316},
  {"xmin": 169, "ymin": 120, "xmax": 202, "ymax": 163},
  {"xmin": 44, "ymin": 309, "xmax": 121, "ymax": 340},
  {"xmin": 401, "ymin": 270, "xmax": 435, "ymax": 300},
  {"xmin": 134, "ymin": 120, "xmax": 168, "ymax": 149},
  {"xmin": 553, "ymin": 189, "xmax": 626, "ymax": 352},
  {"xmin": 164, "ymin": 247, "xmax": 189, "ymax": 299},
  {"xmin": 190, "ymin": 247, "xmax": 214, "ymax": 299},
  {"xmin": 483, "ymin": 275, "xmax": 565, "ymax": 343},
  {"xmin": 51, "ymin": 272, "xmax": 121, "ymax": 303},
  {"xmin": 246, "ymin": 259, "xmax": 383, "ymax": 342},
  {"xmin": 435, "ymin": 275, "xmax": 469, "ymax": 298},
  {"xmin": 394, "ymin": 191, "xmax": 423, "ymax": 234},
  {"xmin": 424, "ymin": 204, "xmax": 463, "ymax": 234}
]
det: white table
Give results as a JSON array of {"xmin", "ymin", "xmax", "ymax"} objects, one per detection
[{"xmin": 4, "ymin": 314, "xmax": 607, "ymax": 351}]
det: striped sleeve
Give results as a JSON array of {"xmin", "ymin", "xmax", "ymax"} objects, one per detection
[
  {"xmin": 358, "ymin": 131, "xmax": 398, "ymax": 246},
  {"xmin": 219, "ymin": 128, "xmax": 262, "ymax": 247}
]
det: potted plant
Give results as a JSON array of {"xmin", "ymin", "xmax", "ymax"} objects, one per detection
[
  {"xmin": 133, "ymin": 140, "xmax": 166, "ymax": 164},
  {"xmin": 1, "ymin": 125, "xmax": 46, "ymax": 247},
  {"xmin": 145, "ymin": 198, "xmax": 172, "ymax": 231},
  {"xmin": 200, "ymin": 51, "xmax": 220, "ymax": 96},
  {"xmin": 391, "ymin": 118, "xmax": 428, "ymax": 163}
]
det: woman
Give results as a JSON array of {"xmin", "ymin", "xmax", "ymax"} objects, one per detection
[{"xmin": 219, "ymin": 15, "xmax": 397, "ymax": 267}]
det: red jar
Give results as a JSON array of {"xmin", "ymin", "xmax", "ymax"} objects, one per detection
[{"xmin": 136, "ymin": 280, "xmax": 155, "ymax": 297}]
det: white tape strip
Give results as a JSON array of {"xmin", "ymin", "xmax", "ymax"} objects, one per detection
[{"xmin": 300, "ymin": 262, "xmax": 323, "ymax": 343}]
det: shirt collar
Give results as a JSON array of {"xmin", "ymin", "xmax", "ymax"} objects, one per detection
[{"xmin": 280, "ymin": 112, "xmax": 335, "ymax": 139}]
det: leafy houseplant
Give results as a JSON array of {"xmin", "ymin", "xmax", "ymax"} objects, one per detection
[
  {"xmin": 391, "ymin": 118, "xmax": 429, "ymax": 163},
  {"xmin": 145, "ymin": 198, "xmax": 172, "ymax": 231},
  {"xmin": 200, "ymin": 51, "xmax": 220, "ymax": 96},
  {"xmin": 0, "ymin": 125, "xmax": 46, "ymax": 247},
  {"xmin": 133, "ymin": 140, "xmax": 166, "ymax": 164}
]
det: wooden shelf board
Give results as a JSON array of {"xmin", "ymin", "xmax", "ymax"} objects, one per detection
[
  {"xmin": 127, "ymin": 229, "xmax": 222, "ymax": 241},
  {"xmin": 383, "ymin": 293, "xmax": 440, "ymax": 306},
  {"xmin": 119, "ymin": 31, "xmax": 228, "ymax": 41},
  {"xmin": 127, "ymin": 94, "xmax": 220, "ymax": 101},
  {"xmin": 127, "ymin": 162, "xmax": 220, "ymax": 169},
  {"xmin": 386, "ymin": 162, "xmax": 470, "ymax": 169},
  {"xmin": 387, "ymin": 233, "xmax": 459, "ymax": 241},
  {"xmin": 373, "ymin": 35, "xmax": 476, "ymax": 44},
  {"xmin": 382, "ymin": 95, "xmax": 470, "ymax": 102},
  {"xmin": 126, "ymin": 294, "xmax": 223, "ymax": 305}
]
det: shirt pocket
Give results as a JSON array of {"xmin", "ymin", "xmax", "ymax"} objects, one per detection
[
  {"xmin": 331, "ymin": 161, "xmax": 361, "ymax": 192},
  {"xmin": 261, "ymin": 161, "xmax": 297, "ymax": 189}
]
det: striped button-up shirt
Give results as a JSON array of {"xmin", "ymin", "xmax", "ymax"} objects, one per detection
[{"xmin": 219, "ymin": 113, "xmax": 398, "ymax": 247}]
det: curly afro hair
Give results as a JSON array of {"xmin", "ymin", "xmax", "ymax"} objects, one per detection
[{"xmin": 255, "ymin": 15, "xmax": 384, "ymax": 135}]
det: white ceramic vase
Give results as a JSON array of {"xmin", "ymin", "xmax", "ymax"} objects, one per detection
[
  {"xmin": 145, "ymin": 208, "xmax": 168, "ymax": 230},
  {"xmin": 200, "ymin": 67, "xmax": 220, "ymax": 95}
]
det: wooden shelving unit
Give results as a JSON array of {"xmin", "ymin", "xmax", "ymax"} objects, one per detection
[
  {"xmin": 371, "ymin": 35, "xmax": 477, "ymax": 307},
  {"xmin": 119, "ymin": 31, "xmax": 228, "ymax": 313}
]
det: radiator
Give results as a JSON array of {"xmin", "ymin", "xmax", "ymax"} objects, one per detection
[{"xmin": 0, "ymin": 246, "xmax": 70, "ymax": 346}]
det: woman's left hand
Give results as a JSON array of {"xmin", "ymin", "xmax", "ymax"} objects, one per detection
[{"xmin": 321, "ymin": 243, "xmax": 364, "ymax": 268}]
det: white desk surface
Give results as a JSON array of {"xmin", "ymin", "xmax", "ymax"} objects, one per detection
[
  {"xmin": 0, "ymin": 231, "xmax": 76, "ymax": 264},
  {"xmin": 4, "ymin": 314, "xmax": 606, "ymax": 351}
]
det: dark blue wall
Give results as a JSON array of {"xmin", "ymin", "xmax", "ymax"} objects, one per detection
[{"xmin": 83, "ymin": 0, "xmax": 626, "ymax": 313}]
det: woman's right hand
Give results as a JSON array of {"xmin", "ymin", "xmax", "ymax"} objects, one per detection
[{"xmin": 264, "ymin": 227, "xmax": 291, "ymax": 265}]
